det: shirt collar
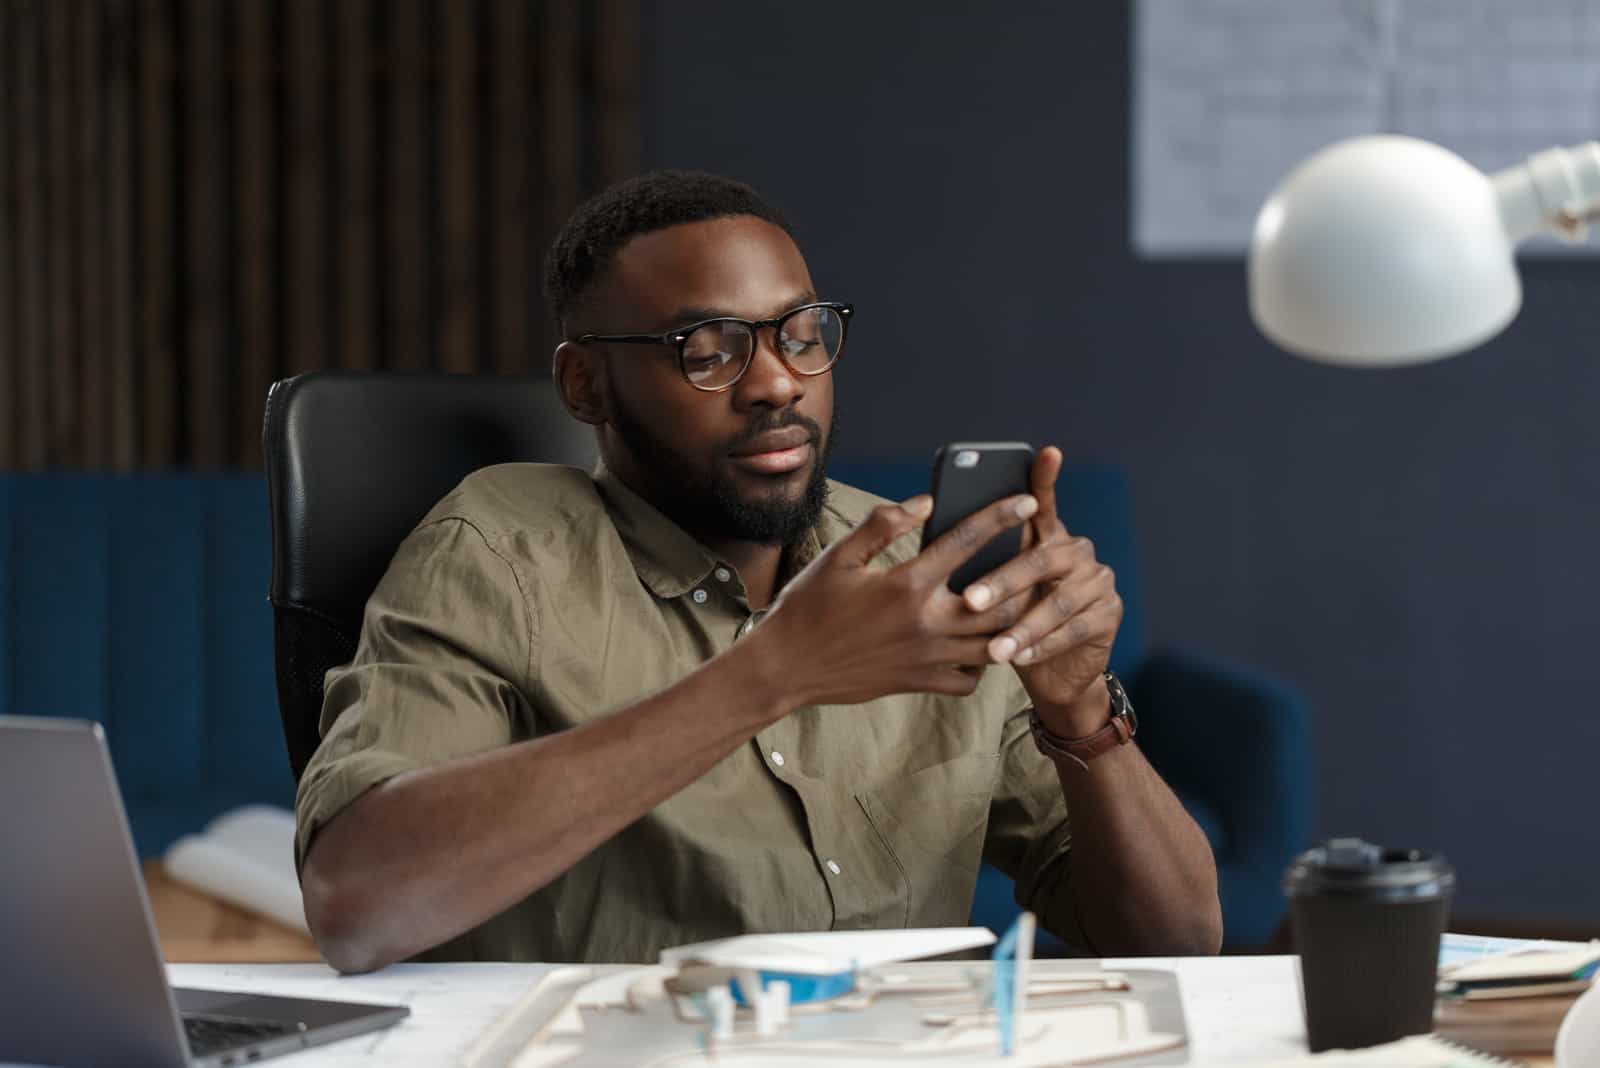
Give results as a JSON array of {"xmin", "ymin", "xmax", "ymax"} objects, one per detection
[
  {"xmin": 593, "ymin": 464, "xmax": 721, "ymax": 599},
  {"xmin": 593, "ymin": 464, "xmax": 848, "ymax": 600}
]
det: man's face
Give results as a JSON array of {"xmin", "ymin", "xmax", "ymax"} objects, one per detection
[{"xmin": 587, "ymin": 216, "xmax": 837, "ymax": 546}]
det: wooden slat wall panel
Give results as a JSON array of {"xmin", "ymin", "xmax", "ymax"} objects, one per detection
[
  {"xmin": 489, "ymin": 0, "xmax": 533, "ymax": 377},
  {"xmin": 76, "ymin": 0, "xmax": 107, "ymax": 467},
  {"xmin": 336, "ymin": 0, "xmax": 376, "ymax": 373},
  {"xmin": 285, "ymin": 0, "xmax": 328, "ymax": 376},
  {"xmin": 0, "ymin": 0, "xmax": 636, "ymax": 471},
  {"xmin": 386, "ymin": 0, "xmax": 430, "ymax": 372},
  {"xmin": 0, "ymin": 3, "xmax": 14, "ymax": 469},
  {"xmin": 233, "ymin": 0, "xmax": 274, "ymax": 468},
  {"xmin": 137, "ymin": 0, "xmax": 176, "ymax": 467},
  {"xmin": 46, "ymin": 2, "xmax": 78, "ymax": 465},
  {"xmin": 15, "ymin": 1, "xmax": 48, "ymax": 469},
  {"xmin": 594, "ymin": 0, "xmax": 641, "ymax": 191},
  {"xmin": 105, "ymin": 0, "xmax": 137, "ymax": 470},
  {"xmin": 438, "ymin": 0, "xmax": 479, "ymax": 374},
  {"xmin": 540, "ymin": 0, "xmax": 580, "ymax": 363},
  {"xmin": 184, "ymin": 0, "xmax": 227, "ymax": 469}
]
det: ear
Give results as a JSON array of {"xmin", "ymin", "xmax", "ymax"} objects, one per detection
[{"xmin": 553, "ymin": 340, "xmax": 609, "ymax": 426}]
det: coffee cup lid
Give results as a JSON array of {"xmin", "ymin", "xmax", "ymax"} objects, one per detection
[{"xmin": 1283, "ymin": 837, "xmax": 1455, "ymax": 902}]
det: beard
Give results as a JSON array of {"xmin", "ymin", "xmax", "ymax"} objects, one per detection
[{"xmin": 608, "ymin": 397, "xmax": 839, "ymax": 547}]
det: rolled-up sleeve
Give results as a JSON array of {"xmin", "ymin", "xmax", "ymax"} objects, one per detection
[
  {"xmin": 294, "ymin": 516, "xmax": 535, "ymax": 869},
  {"xmin": 983, "ymin": 684, "xmax": 1084, "ymax": 951}
]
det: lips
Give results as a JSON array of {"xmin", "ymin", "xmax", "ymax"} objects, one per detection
[
  {"xmin": 728, "ymin": 426, "xmax": 815, "ymax": 476},
  {"xmin": 730, "ymin": 426, "xmax": 812, "ymax": 457}
]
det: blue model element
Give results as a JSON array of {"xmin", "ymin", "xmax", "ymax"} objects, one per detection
[
  {"xmin": 828, "ymin": 460, "xmax": 1314, "ymax": 951},
  {"xmin": 727, "ymin": 970, "xmax": 854, "ymax": 1006},
  {"xmin": 991, "ymin": 915, "xmax": 1023, "ymax": 1055}
]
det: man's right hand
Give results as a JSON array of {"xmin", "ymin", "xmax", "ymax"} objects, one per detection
[{"xmin": 754, "ymin": 493, "xmax": 1041, "ymax": 707}]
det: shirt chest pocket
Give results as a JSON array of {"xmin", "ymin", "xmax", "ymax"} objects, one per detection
[{"xmin": 855, "ymin": 752, "xmax": 999, "ymax": 893}]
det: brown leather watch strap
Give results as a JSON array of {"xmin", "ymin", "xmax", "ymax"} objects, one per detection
[{"xmin": 1028, "ymin": 672, "xmax": 1138, "ymax": 771}]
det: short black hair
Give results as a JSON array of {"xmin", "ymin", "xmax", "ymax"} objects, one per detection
[{"xmin": 542, "ymin": 169, "xmax": 794, "ymax": 335}]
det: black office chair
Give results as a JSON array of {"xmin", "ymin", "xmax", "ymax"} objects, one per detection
[{"xmin": 262, "ymin": 371, "xmax": 598, "ymax": 784}]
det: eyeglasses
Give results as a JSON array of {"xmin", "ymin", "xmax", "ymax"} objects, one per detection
[{"xmin": 575, "ymin": 301, "xmax": 853, "ymax": 392}]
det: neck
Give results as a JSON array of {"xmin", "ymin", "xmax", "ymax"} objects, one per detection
[{"xmin": 602, "ymin": 456, "xmax": 795, "ymax": 611}]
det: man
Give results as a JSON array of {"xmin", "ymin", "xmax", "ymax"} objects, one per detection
[{"xmin": 296, "ymin": 171, "xmax": 1221, "ymax": 973}]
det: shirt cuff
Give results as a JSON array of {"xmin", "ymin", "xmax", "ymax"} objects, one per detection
[{"xmin": 294, "ymin": 748, "xmax": 422, "ymax": 874}]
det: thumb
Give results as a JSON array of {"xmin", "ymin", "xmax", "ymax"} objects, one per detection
[{"xmin": 833, "ymin": 496, "xmax": 931, "ymax": 568}]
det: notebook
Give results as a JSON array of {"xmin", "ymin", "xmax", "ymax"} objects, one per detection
[{"xmin": 1254, "ymin": 1033, "xmax": 1525, "ymax": 1065}]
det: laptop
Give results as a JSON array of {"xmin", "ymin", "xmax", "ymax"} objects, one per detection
[{"xmin": 0, "ymin": 716, "xmax": 408, "ymax": 1067}]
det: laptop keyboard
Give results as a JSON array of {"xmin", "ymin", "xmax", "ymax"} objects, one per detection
[{"xmin": 183, "ymin": 1013, "xmax": 300, "ymax": 1057}]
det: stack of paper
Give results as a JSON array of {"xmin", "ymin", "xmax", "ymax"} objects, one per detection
[
  {"xmin": 162, "ymin": 805, "xmax": 309, "ymax": 934},
  {"xmin": 1435, "ymin": 945, "xmax": 1600, "ymax": 1055}
]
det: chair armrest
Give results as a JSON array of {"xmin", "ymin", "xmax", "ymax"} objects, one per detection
[{"xmin": 1129, "ymin": 647, "xmax": 1313, "ymax": 872}]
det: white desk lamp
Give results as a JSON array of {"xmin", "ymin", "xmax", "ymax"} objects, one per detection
[{"xmin": 1248, "ymin": 135, "xmax": 1600, "ymax": 366}]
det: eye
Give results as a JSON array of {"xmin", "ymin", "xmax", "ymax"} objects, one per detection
[{"xmin": 683, "ymin": 350, "xmax": 735, "ymax": 382}]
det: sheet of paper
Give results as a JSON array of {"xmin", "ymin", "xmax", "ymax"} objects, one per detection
[
  {"xmin": 658, "ymin": 927, "xmax": 996, "ymax": 975},
  {"xmin": 1134, "ymin": 0, "xmax": 1600, "ymax": 257},
  {"xmin": 1443, "ymin": 945, "xmax": 1600, "ymax": 982},
  {"xmin": 167, "ymin": 962, "xmax": 561, "ymax": 1068}
]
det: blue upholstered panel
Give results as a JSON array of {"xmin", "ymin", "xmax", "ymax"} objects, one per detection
[
  {"xmin": 0, "ymin": 480, "xmax": 11, "ymax": 715},
  {"xmin": 9, "ymin": 476, "xmax": 111, "ymax": 725},
  {"xmin": 107, "ymin": 477, "xmax": 207, "ymax": 800},
  {"xmin": 208, "ymin": 479, "xmax": 293, "ymax": 800},
  {"xmin": 1, "ymin": 473, "xmax": 292, "ymax": 858}
]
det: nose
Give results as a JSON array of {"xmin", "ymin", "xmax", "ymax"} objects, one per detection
[{"xmin": 730, "ymin": 327, "xmax": 802, "ymax": 410}]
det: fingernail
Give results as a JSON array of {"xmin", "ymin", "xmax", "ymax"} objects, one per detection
[
  {"xmin": 904, "ymin": 495, "xmax": 933, "ymax": 518},
  {"xmin": 1016, "ymin": 646, "xmax": 1035, "ymax": 664},
  {"xmin": 966, "ymin": 585, "xmax": 992, "ymax": 610},
  {"xmin": 1013, "ymin": 496, "xmax": 1038, "ymax": 519},
  {"xmin": 991, "ymin": 636, "xmax": 1018, "ymax": 662}
]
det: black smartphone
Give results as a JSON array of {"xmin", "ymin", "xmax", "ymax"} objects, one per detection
[{"xmin": 920, "ymin": 442, "xmax": 1037, "ymax": 594}]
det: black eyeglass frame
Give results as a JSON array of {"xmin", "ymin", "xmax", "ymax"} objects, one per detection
[{"xmin": 574, "ymin": 301, "xmax": 854, "ymax": 392}]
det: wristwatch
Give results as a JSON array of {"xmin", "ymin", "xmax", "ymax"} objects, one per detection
[{"xmin": 1028, "ymin": 671, "xmax": 1138, "ymax": 771}]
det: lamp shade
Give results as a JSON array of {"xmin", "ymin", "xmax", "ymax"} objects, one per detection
[{"xmin": 1248, "ymin": 135, "xmax": 1521, "ymax": 367}]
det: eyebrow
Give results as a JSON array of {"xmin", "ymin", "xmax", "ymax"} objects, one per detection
[{"xmin": 658, "ymin": 291, "xmax": 818, "ymax": 332}]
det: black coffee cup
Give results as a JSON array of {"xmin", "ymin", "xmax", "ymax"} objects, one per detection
[{"xmin": 1283, "ymin": 838, "xmax": 1454, "ymax": 1052}]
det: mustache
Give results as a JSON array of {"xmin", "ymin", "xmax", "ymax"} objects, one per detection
[{"xmin": 723, "ymin": 411, "xmax": 823, "ymax": 454}]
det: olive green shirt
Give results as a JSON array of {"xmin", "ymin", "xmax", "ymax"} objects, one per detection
[{"xmin": 295, "ymin": 463, "xmax": 1080, "ymax": 963}]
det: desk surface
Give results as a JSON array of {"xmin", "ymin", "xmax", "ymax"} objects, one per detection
[
  {"xmin": 143, "ymin": 861, "xmax": 320, "ymax": 963},
  {"xmin": 159, "ymin": 956, "xmax": 1309, "ymax": 1066}
]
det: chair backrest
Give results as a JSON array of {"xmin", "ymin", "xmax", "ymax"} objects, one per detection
[{"xmin": 262, "ymin": 371, "xmax": 598, "ymax": 783}]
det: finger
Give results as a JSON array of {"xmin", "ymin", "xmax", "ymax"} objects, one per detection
[
  {"xmin": 1030, "ymin": 446, "xmax": 1064, "ymax": 534},
  {"xmin": 934, "ymin": 636, "xmax": 999, "ymax": 667},
  {"xmin": 1011, "ymin": 597, "xmax": 1123, "ymax": 666},
  {"xmin": 988, "ymin": 565, "xmax": 1117, "ymax": 663},
  {"xmin": 834, "ymin": 496, "xmax": 932, "ymax": 568},
  {"xmin": 963, "ymin": 534, "xmax": 1097, "ymax": 612},
  {"xmin": 944, "ymin": 585, "xmax": 1033, "ymax": 636},
  {"xmin": 905, "ymin": 493, "xmax": 1037, "ymax": 588}
]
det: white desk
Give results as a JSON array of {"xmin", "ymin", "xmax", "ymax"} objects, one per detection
[{"xmin": 168, "ymin": 956, "xmax": 1310, "ymax": 1066}]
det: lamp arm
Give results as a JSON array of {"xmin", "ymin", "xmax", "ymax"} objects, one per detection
[{"xmin": 1492, "ymin": 142, "xmax": 1600, "ymax": 244}]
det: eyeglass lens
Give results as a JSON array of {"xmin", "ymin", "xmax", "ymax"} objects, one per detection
[{"xmin": 681, "ymin": 305, "xmax": 844, "ymax": 389}]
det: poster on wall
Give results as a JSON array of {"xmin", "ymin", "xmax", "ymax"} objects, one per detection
[{"xmin": 1133, "ymin": 0, "xmax": 1600, "ymax": 257}]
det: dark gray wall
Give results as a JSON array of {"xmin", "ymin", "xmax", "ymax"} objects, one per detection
[{"xmin": 641, "ymin": 2, "xmax": 1600, "ymax": 924}]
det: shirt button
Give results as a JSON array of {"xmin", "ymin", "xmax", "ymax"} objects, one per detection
[
  {"xmin": 714, "ymin": 567, "xmax": 732, "ymax": 583},
  {"xmin": 770, "ymin": 750, "xmax": 785, "ymax": 767},
  {"xmin": 826, "ymin": 860, "xmax": 841, "ymax": 876},
  {"xmin": 691, "ymin": 589, "xmax": 708, "ymax": 604}
]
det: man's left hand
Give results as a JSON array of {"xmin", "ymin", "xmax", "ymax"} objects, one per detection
[{"xmin": 959, "ymin": 445, "xmax": 1123, "ymax": 736}]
